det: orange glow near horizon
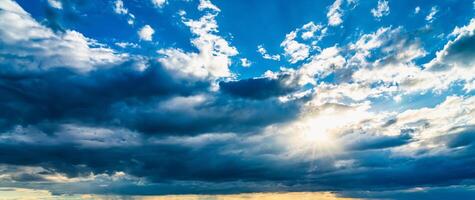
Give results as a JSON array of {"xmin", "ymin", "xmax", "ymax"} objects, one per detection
[{"xmin": 0, "ymin": 187, "xmax": 360, "ymax": 200}]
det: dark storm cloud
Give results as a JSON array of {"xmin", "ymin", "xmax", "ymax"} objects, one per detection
[
  {"xmin": 345, "ymin": 132, "xmax": 412, "ymax": 151},
  {"xmin": 0, "ymin": 60, "xmax": 205, "ymax": 132},
  {"xmin": 219, "ymin": 74, "xmax": 298, "ymax": 99},
  {"xmin": 0, "ymin": 142, "xmax": 305, "ymax": 184},
  {"xmin": 305, "ymin": 145, "xmax": 475, "ymax": 192},
  {"xmin": 2, "ymin": 131, "xmax": 475, "ymax": 195},
  {"xmin": 0, "ymin": 58, "xmax": 301, "ymax": 135}
]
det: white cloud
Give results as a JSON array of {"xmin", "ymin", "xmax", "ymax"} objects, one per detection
[
  {"xmin": 263, "ymin": 46, "xmax": 346, "ymax": 88},
  {"xmin": 464, "ymin": 79, "xmax": 475, "ymax": 92},
  {"xmin": 113, "ymin": 0, "xmax": 128, "ymax": 15},
  {"xmin": 425, "ymin": 6, "xmax": 438, "ymax": 22},
  {"xmin": 295, "ymin": 46, "xmax": 346, "ymax": 85},
  {"xmin": 327, "ymin": 0, "xmax": 343, "ymax": 26},
  {"xmin": 348, "ymin": 27, "xmax": 436, "ymax": 96},
  {"xmin": 0, "ymin": 0, "xmax": 124, "ymax": 72},
  {"xmin": 280, "ymin": 22, "xmax": 327, "ymax": 64},
  {"xmin": 414, "ymin": 6, "xmax": 420, "ymax": 14},
  {"xmin": 113, "ymin": 0, "xmax": 135, "ymax": 25},
  {"xmin": 47, "ymin": 0, "xmax": 62, "ymax": 9},
  {"xmin": 198, "ymin": 0, "xmax": 220, "ymax": 12},
  {"xmin": 326, "ymin": 0, "xmax": 358, "ymax": 26},
  {"xmin": 158, "ymin": 4, "xmax": 238, "ymax": 79},
  {"xmin": 301, "ymin": 22, "xmax": 324, "ymax": 40},
  {"xmin": 417, "ymin": 18, "xmax": 475, "ymax": 92},
  {"xmin": 127, "ymin": 13, "xmax": 135, "ymax": 25},
  {"xmin": 115, "ymin": 42, "xmax": 139, "ymax": 48},
  {"xmin": 158, "ymin": 47, "xmax": 234, "ymax": 78},
  {"xmin": 371, "ymin": 0, "xmax": 390, "ymax": 18},
  {"xmin": 257, "ymin": 45, "xmax": 281, "ymax": 61},
  {"xmin": 281, "ymin": 31, "xmax": 310, "ymax": 63},
  {"xmin": 138, "ymin": 25, "xmax": 155, "ymax": 41},
  {"xmin": 347, "ymin": 18, "xmax": 475, "ymax": 95},
  {"xmin": 151, "ymin": 0, "xmax": 167, "ymax": 8},
  {"xmin": 240, "ymin": 58, "xmax": 252, "ymax": 67},
  {"xmin": 388, "ymin": 96, "xmax": 475, "ymax": 151}
]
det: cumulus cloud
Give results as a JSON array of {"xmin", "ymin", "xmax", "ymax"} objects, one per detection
[
  {"xmin": 327, "ymin": 0, "xmax": 344, "ymax": 26},
  {"xmin": 416, "ymin": 18, "xmax": 475, "ymax": 91},
  {"xmin": 280, "ymin": 22, "xmax": 327, "ymax": 64},
  {"xmin": 281, "ymin": 31, "xmax": 310, "ymax": 63},
  {"xmin": 0, "ymin": 1, "xmax": 124, "ymax": 72},
  {"xmin": 158, "ymin": 2, "xmax": 238, "ymax": 79},
  {"xmin": 198, "ymin": 0, "xmax": 221, "ymax": 12},
  {"xmin": 326, "ymin": 0, "xmax": 358, "ymax": 26},
  {"xmin": 371, "ymin": 0, "xmax": 390, "ymax": 18},
  {"xmin": 138, "ymin": 25, "xmax": 155, "ymax": 41},
  {"xmin": 240, "ymin": 58, "xmax": 252, "ymax": 67},
  {"xmin": 301, "ymin": 22, "xmax": 325, "ymax": 40}
]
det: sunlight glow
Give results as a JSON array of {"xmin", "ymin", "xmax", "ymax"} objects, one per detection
[{"xmin": 288, "ymin": 104, "xmax": 371, "ymax": 159}]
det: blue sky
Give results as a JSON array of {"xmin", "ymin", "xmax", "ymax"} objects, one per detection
[{"xmin": 0, "ymin": 0, "xmax": 475, "ymax": 199}]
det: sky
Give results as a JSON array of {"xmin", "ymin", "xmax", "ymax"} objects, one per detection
[{"xmin": 0, "ymin": 0, "xmax": 475, "ymax": 199}]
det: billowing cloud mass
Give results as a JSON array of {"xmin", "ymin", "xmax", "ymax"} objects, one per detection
[{"xmin": 1, "ymin": 0, "xmax": 475, "ymax": 199}]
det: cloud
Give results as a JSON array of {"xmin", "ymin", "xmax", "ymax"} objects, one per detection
[
  {"xmin": 415, "ymin": 6, "xmax": 420, "ymax": 14},
  {"xmin": 280, "ymin": 22, "xmax": 326, "ymax": 64},
  {"xmin": 2, "ymin": 0, "xmax": 475, "ymax": 198},
  {"xmin": 425, "ymin": 6, "xmax": 439, "ymax": 22},
  {"xmin": 115, "ymin": 42, "xmax": 139, "ymax": 48},
  {"xmin": 327, "ymin": 0, "xmax": 343, "ymax": 26},
  {"xmin": 138, "ymin": 25, "xmax": 155, "ymax": 41},
  {"xmin": 281, "ymin": 31, "xmax": 310, "ymax": 63},
  {"xmin": 219, "ymin": 75, "xmax": 298, "ymax": 99},
  {"xmin": 113, "ymin": 0, "xmax": 135, "ymax": 25},
  {"xmin": 240, "ymin": 58, "xmax": 251, "ymax": 67},
  {"xmin": 198, "ymin": 0, "xmax": 221, "ymax": 12},
  {"xmin": 158, "ymin": 4, "xmax": 238, "ymax": 79},
  {"xmin": 426, "ymin": 18, "xmax": 475, "ymax": 70},
  {"xmin": 47, "ymin": 0, "xmax": 62, "ymax": 9},
  {"xmin": 151, "ymin": 0, "xmax": 167, "ymax": 8},
  {"xmin": 301, "ymin": 22, "xmax": 325, "ymax": 40},
  {"xmin": 113, "ymin": 0, "xmax": 128, "ymax": 15},
  {"xmin": 295, "ymin": 46, "xmax": 346, "ymax": 85},
  {"xmin": 371, "ymin": 0, "xmax": 390, "ymax": 18},
  {"xmin": 0, "ymin": 0, "xmax": 124, "ymax": 72},
  {"xmin": 257, "ymin": 45, "xmax": 281, "ymax": 61}
]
